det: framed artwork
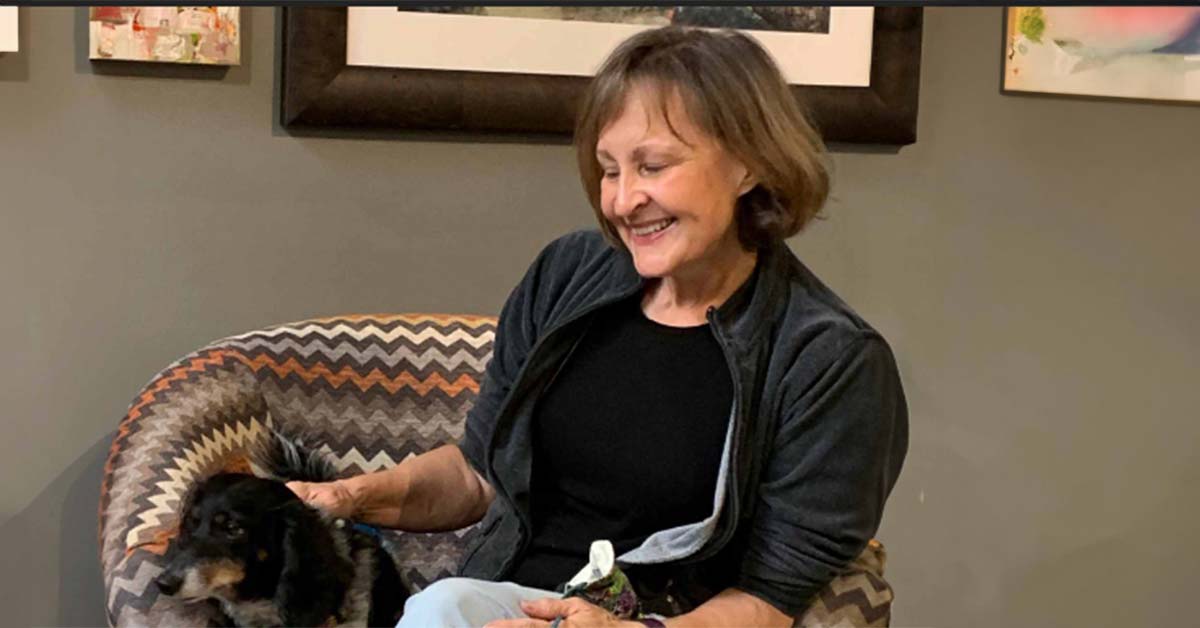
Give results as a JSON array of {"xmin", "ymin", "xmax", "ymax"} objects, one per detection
[
  {"xmin": 0, "ymin": 6, "xmax": 16, "ymax": 53},
  {"xmin": 281, "ymin": 6, "xmax": 921, "ymax": 144},
  {"xmin": 351, "ymin": 7, "xmax": 873, "ymax": 87},
  {"xmin": 88, "ymin": 6, "xmax": 240, "ymax": 65},
  {"xmin": 1003, "ymin": 7, "xmax": 1200, "ymax": 104}
]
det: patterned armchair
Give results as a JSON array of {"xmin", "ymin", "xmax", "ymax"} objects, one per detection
[{"xmin": 99, "ymin": 314, "xmax": 894, "ymax": 626}]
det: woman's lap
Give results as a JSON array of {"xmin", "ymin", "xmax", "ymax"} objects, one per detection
[{"xmin": 396, "ymin": 577, "xmax": 561, "ymax": 628}]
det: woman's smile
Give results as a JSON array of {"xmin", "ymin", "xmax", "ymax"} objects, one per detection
[{"xmin": 626, "ymin": 216, "xmax": 678, "ymax": 244}]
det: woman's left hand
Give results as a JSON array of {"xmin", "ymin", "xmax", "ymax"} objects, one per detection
[{"xmin": 483, "ymin": 597, "xmax": 645, "ymax": 628}]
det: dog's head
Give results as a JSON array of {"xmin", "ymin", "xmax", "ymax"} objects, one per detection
[{"xmin": 155, "ymin": 472, "xmax": 299, "ymax": 603}]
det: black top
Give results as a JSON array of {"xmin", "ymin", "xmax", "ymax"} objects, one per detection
[{"xmin": 509, "ymin": 295, "xmax": 733, "ymax": 590}]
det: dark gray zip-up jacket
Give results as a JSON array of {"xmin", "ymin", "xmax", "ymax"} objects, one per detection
[{"xmin": 458, "ymin": 229, "xmax": 908, "ymax": 617}]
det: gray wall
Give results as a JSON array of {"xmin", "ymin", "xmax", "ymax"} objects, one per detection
[{"xmin": 1, "ymin": 7, "xmax": 1196, "ymax": 627}]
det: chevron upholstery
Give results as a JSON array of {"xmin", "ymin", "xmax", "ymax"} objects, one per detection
[{"xmin": 98, "ymin": 314, "xmax": 894, "ymax": 627}]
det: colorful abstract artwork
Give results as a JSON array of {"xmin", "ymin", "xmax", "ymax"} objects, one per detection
[
  {"xmin": 0, "ymin": 7, "xmax": 16, "ymax": 53},
  {"xmin": 1004, "ymin": 7, "xmax": 1200, "ymax": 103},
  {"xmin": 88, "ymin": 7, "xmax": 239, "ymax": 65}
]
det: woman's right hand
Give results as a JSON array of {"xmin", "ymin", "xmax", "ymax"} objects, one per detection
[
  {"xmin": 281, "ymin": 445, "xmax": 489, "ymax": 531},
  {"xmin": 286, "ymin": 479, "xmax": 359, "ymax": 519}
]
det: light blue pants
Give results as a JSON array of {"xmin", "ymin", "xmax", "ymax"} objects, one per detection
[{"xmin": 396, "ymin": 577, "xmax": 562, "ymax": 628}]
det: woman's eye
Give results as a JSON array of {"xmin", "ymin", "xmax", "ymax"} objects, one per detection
[
  {"xmin": 639, "ymin": 164, "xmax": 665, "ymax": 175},
  {"xmin": 602, "ymin": 170, "xmax": 619, "ymax": 180},
  {"xmin": 226, "ymin": 524, "xmax": 244, "ymax": 537}
]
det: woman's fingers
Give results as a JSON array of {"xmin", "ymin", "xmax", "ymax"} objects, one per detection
[{"xmin": 285, "ymin": 480, "xmax": 354, "ymax": 518}]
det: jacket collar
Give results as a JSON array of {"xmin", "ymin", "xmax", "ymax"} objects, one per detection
[{"xmin": 605, "ymin": 238, "xmax": 791, "ymax": 348}]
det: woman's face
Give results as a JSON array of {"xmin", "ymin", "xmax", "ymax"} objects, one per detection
[{"xmin": 596, "ymin": 87, "xmax": 755, "ymax": 280}]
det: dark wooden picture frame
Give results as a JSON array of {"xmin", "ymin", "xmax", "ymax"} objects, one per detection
[{"xmin": 281, "ymin": 7, "xmax": 922, "ymax": 144}]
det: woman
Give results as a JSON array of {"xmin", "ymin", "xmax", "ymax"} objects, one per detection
[{"xmin": 290, "ymin": 26, "xmax": 907, "ymax": 628}]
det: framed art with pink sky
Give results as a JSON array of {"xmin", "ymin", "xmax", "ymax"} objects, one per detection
[{"xmin": 1004, "ymin": 7, "xmax": 1200, "ymax": 104}]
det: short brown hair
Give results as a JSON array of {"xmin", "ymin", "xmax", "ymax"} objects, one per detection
[{"xmin": 575, "ymin": 26, "xmax": 830, "ymax": 250}]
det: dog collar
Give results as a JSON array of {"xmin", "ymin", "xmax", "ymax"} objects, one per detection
[{"xmin": 336, "ymin": 518, "xmax": 383, "ymax": 539}]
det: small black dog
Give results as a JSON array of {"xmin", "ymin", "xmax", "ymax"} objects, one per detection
[{"xmin": 155, "ymin": 435, "xmax": 407, "ymax": 627}]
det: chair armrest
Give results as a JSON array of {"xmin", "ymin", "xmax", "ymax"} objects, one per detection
[
  {"xmin": 100, "ymin": 346, "xmax": 269, "ymax": 626},
  {"xmin": 99, "ymin": 314, "xmax": 498, "ymax": 625},
  {"xmin": 796, "ymin": 540, "xmax": 894, "ymax": 627}
]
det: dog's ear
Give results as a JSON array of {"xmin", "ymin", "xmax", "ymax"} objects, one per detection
[
  {"xmin": 275, "ymin": 502, "xmax": 353, "ymax": 627},
  {"xmin": 175, "ymin": 481, "xmax": 207, "ymax": 533}
]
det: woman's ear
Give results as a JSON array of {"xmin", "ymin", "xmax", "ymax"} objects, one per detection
[
  {"xmin": 729, "ymin": 158, "xmax": 758, "ymax": 197},
  {"xmin": 737, "ymin": 170, "xmax": 759, "ymax": 197}
]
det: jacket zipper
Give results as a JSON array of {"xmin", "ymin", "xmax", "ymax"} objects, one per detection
[
  {"xmin": 487, "ymin": 282, "xmax": 644, "ymax": 579},
  {"xmin": 684, "ymin": 305, "xmax": 744, "ymax": 564}
]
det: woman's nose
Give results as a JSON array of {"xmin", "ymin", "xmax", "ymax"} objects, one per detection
[{"xmin": 612, "ymin": 175, "xmax": 647, "ymax": 216}]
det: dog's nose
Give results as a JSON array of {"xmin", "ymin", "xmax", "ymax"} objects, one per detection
[{"xmin": 155, "ymin": 571, "xmax": 183, "ymax": 596}]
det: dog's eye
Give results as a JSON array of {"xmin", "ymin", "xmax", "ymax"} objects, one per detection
[{"xmin": 225, "ymin": 523, "xmax": 244, "ymax": 537}]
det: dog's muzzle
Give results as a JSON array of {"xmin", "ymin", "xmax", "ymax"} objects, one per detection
[{"xmin": 155, "ymin": 555, "xmax": 245, "ymax": 599}]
